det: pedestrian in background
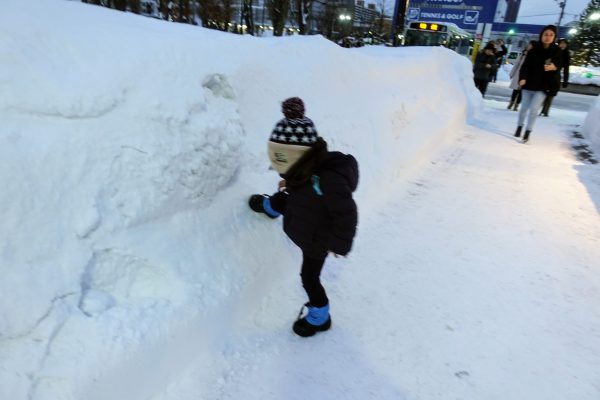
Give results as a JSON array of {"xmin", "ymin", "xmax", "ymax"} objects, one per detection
[
  {"xmin": 540, "ymin": 38, "xmax": 571, "ymax": 117},
  {"xmin": 514, "ymin": 25, "xmax": 562, "ymax": 143},
  {"xmin": 248, "ymin": 97, "xmax": 359, "ymax": 337},
  {"xmin": 473, "ymin": 43, "xmax": 497, "ymax": 97},
  {"xmin": 508, "ymin": 41, "xmax": 535, "ymax": 111},
  {"xmin": 491, "ymin": 39, "xmax": 508, "ymax": 83}
]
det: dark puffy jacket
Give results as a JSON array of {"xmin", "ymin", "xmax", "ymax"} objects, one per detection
[
  {"xmin": 473, "ymin": 51, "xmax": 497, "ymax": 80},
  {"xmin": 282, "ymin": 139, "xmax": 358, "ymax": 259},
  {"xmin": 519, "ymin": 42, "xmax": 563, "ymax": 96},
  {"xmin": 561, "ymin": 47, "xmax": 570, "ymax": 87}
]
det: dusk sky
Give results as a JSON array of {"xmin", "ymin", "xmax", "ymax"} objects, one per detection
[{"xmin": 516, "ymin": 0, "xmax": 589, "ymax": 25}]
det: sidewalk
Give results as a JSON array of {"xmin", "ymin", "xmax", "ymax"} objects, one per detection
[{"xmin": 342, "ymin": 100, "xmax": 600, "ymax": 399}]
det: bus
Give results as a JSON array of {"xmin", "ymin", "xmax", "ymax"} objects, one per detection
[{"xmin": 404, "ymin": 21, "xmax": 473, "ymax": 56}]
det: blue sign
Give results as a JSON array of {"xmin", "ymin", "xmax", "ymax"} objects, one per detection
[
  {"xmin": 464, "ymin": 10, "xmax": 479, "ymax": 25},
  {"xmin": 407, "ymin": 7, "xmax": 421, "ymax": 20},
  {"xmin": 407, "ymin": 0, "xmax": 498, "ymax": 30}
]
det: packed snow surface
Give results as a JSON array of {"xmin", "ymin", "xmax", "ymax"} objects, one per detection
[{"xmin": 1, "ymin": 1, "xmax": 599, "ymax": 400}]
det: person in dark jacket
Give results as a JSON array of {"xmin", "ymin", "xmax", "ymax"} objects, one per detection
[
  {"xmin": 473, "ymin": 42, "xmax": 497, "ymax": 96},
  {"xmin": 248, "ymin": 97, "xmax": 359, "ymax": 337},
  {"xmin": 491, "ymin": 39, "xmax": 508, "ymax": 82},
  {"xmin": 540, "ymin": 38, "xmax": 571, "ymax": 117},
  {"xmin": 514, "ymin": 25, "xmax": 562, "ymax": 143}
]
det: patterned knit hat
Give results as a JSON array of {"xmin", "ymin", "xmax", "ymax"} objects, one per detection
[
  {"xmin": 270, "ymin": 117, "xmax": 319, "ymax": 146},
  {"xmin": 268, "ymin": 97, "xmax": 320, "ymax": 174}
]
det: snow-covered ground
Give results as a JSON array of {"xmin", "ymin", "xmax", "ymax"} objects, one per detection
[
  {"xmin": 501, "ymin": 64, "xmax": 600, "ymax": 87},
  {"xmin": 570, "ymin": 65, "xmax": 600, "ymax": 86},
  {"xmin": 1, "ymin": 1, "xmax": 599, "ymax": 399},
  {"xmin": 583, "ymin": 96, "xmax": 600, "ymax": 153}
]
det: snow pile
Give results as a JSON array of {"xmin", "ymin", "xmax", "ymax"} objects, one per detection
[
  {"xmin": 570, "ymin": 65, "xmax": 600, "ymax": 86},
  {"xmin": 0, "ymin": 1, "xmax": 482, "ymax": 398},
  {"xmin": 583, "ymin": 95, "xmax": 600, "ymax": 153}
]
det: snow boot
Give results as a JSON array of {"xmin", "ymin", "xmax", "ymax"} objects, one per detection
[
  {"xmin": 292, "ymin": 302, "xmax": 331, "ymax": 337},
  {"xmin": 507, "ymin": 101, "xmax": 514, "ymax": 109},
  {"xmin": 248, "ymin": 194, "xmax": 280, "ymax": 219},
  {"xmin": 514, "ymin": 126, "xmax": 522, "ymax": 138},
  {"xmin": 523, "ymin": 130, "xmax": 531, "ymax": 143}
]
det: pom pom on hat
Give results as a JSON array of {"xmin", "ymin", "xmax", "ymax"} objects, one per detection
[{"xmin": 282, "ymin": 97, "xmax": 305, "ymax": 119}]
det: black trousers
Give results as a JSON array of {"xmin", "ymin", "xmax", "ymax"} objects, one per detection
[
  {"xmin": 268, "ymin": 191, "xmax": 329, "ymax": 307},
  {"xmin": 474, "ymin": 78, "xmax": 489, "ymax": 96},
  {"xmin": 541, "ymin": 94, "xmax": 554, "ymax": 116},
  {"xmin": 300, "ymin": 254, "xmax": 328, "ymax": 308},
  {"xmin": 510, "ymin": 89, "xmax": 522, "ymax": 104}
]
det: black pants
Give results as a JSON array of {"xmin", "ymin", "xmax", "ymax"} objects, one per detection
[
  {"xmin": 268, "ymin": 191, "xmax": 329, "ymax": 307},
  {"xmin": 541, "ymin": 94, "xmax": 554, "ymax": 116},
  {"xmin": 510, "ymin": 89, "xmax": 522, "ymax": 104},
  {"xmin": 474, "ymin": 78, "xmax": 489, "ymax": 96},
  {"xmin": 300, "ymin": 254, "xmax": 328, "ymax": 307}
]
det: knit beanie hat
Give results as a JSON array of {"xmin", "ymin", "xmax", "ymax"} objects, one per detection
[{"xmin": 268, "ymin": 97, "xmax": 320, "ymax": 174}]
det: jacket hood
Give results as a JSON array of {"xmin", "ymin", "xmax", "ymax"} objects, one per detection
[{"xmin": 318, "ymin": 151, "xmax": 359, "ymax": 192}]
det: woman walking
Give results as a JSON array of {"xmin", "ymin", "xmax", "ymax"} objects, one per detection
[
  {"xmin": 514, "ymin": 25, "xmax": 562, "ymax": 143},
  {"xmin": 540, "ymin": 38, "xmax": 571, "ymax": 117},
  {"xmin": 508, "ymin": 41, "xmax": 535, "ymax": 111}
]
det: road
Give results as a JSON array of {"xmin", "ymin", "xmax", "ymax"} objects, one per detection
[{"xmin": 485, "ymin": 82, "xmax": 597, "ymax": 113}]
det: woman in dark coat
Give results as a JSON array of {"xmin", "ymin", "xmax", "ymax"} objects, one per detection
[
  {"xmin": 473, "ymin": 42, "xmax": 497, "ymax": 97},
  {"xmin": 514, "ymin": 25, "xmax": 562, "ymax": 143},
  {"xmin": 540, "ymin": 38, "xmax": 571, "ymax": 117},
  {"xmin": 249, "ymin": 97, "xmax": 358, "ymax": 337}
]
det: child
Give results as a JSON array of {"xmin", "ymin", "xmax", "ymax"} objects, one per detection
[{"xmin": 249, "ymin": 97, "xmax": 359, "ymax": 337}]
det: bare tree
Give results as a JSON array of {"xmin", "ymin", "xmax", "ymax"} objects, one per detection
[
  {"xmin": 198, "ymin": 0, "xmax": 233, "ymax": 30},
  {"xmin": 114, "ymin": 0, "xmax": 127, "ymax": 10},
  {"xmin": 178, "ymin": 0, "xmax": 191, "ymax": 22},
  {"xmin": 267, "ymin": 0, "xmax": 289, "ymax": 36},
  {"xmin": 241, "ymin": 0, "xmax": 254, "ymax": 34},
  {"xmin": 292, "ymin": 0, "xmax": 312, "ymax": 34},
  {"xmin": 376, "ymin": 0, "xmax": 387, "ymax": 35},
  {"xmin": 128, "ymin": 0, "xmax": 141, "ymax": 13}
]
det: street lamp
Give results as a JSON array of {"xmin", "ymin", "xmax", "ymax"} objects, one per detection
[{"xmin": 339, "ymin": 14, "xmax": 352, "ymax": 21}]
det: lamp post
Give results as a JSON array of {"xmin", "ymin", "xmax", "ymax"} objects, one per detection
[
  {"xmin": 556, "ymin": 0, "xmax": 567, "ymax": 30},
  {"xmin": 339, "ymin": 13, "xmax": 352, "ymax": 38}
]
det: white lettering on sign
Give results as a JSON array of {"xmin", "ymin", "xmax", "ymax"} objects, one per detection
[
  {"xmin": 421, "ymin": 12, "xmax": 444, "ymax": 19},
  {"xmin": 427, "ymin": 0, "xmax": 464, "ymax": 3},
  {"xmin": 421, "ymin": 11, "xmax": 465, "ymax": 21},
  {"xmin": 446, "ymin": 13, "xmax": 464, "ymax": 20}
]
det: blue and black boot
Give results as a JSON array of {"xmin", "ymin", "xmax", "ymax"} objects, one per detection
[
  {"xmin": 292, "ymin": 302, "xmax": 331, "ymax": 337},
  {"xmin": 248, "ymin": 194, "xmax": 281, "ymax": 219}
]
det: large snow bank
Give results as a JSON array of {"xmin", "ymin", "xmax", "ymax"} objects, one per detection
[
  {"xmin": 583, "ymin": 96, "xmax": 600, "ymax": 153},
  {"xmin": 570, "ymin": 66, "xmax": 600, "ymax": 86},
  {"xmin": 0, "ymin": 0, "xmax": 481, "ymax": 398}
]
